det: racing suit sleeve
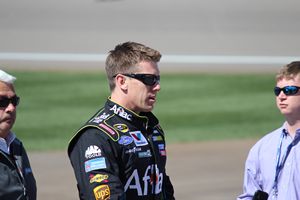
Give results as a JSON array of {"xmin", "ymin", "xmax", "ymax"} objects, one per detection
[
  {"xmin": 69, "ymin": 128, "xmax": 125, "ymax": 200},
  {"xmin": 163, "ymin": 174, "xmax": 175, "ymax": 200}
]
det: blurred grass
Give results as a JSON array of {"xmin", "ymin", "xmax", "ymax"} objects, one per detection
[{"xmin": 9, "ymin": 70, "xmax": 284, "ymax": 151}]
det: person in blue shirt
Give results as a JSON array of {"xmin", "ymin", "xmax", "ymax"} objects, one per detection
[{"xmin": 238, "ymin": 61, "xmax": 300, "ymax": 200}]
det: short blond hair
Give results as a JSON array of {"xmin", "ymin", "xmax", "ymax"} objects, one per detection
[
  {"xmin": 105, "ymin": 41, "xmax": 161, "ymax": 91},
  {"xmin": 276, "ymin": 61, "xmax": 300, "ymax": 81}
]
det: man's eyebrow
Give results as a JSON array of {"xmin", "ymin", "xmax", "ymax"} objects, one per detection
[{"xmin": 0, "ymin": 95, "xmax": 16, "ymax": 98}]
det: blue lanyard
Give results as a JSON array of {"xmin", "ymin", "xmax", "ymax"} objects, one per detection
[
  {"xmin": 272, "ymin": 133, "xmax": 285, "ymax": 196},
  {"xmin": 272, "ymin": 131, "xmax": 300, "ymax": 197}
]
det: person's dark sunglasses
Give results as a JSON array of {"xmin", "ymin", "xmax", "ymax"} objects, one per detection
[
  {"xmin": 274, "ymin": 86, "xmax": 300, "ymax": 96},
  {"xmin": 0, "ymin": 96, "xmax": 20, "ymax": 108},
  {"xmin": 121, "ymin": 74, "xmax": 160, "ymax": 86}
]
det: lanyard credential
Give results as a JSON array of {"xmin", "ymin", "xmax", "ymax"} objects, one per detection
[{"xmin": 272, "ymin": 131, "xmax": 300, "ymax": 199}]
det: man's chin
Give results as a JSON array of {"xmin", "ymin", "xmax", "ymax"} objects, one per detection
[
  {"xmin": 142, "ymin": 106, "xmax": 154, "ymax": 113},
  {"xmin": 0, "ymin": 126, "xmax": 13, "ymax": 138}
]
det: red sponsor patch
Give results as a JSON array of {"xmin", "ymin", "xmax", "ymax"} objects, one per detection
[{"xmin": 99, "ymin": 123, "xmax": 116, "ymax": 135}]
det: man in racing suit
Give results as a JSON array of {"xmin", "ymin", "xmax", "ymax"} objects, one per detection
[{"xmin": 68, "ymin": 41, "xmax": 175, "ymax": 200}]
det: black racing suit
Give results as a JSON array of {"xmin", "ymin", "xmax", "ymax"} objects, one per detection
[
  {"xmin": 0, "ymin": 138, "xmax": 37, "ymax": 200},
  {"xmin": 68, "ymin": 99, "xmax": 175, "ymax": 200}
]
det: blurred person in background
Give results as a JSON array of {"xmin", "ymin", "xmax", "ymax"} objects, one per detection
[
  {"xmin": 238, "ymin": 61, "xmax": 300, "ymax": 200},
  {"xmin": 68, "ymin": 41, "xmax": 175, "ymax": 200},
  {"xmin": 0, "ymin": 69, "xmax": 36, "ymax": 200}
]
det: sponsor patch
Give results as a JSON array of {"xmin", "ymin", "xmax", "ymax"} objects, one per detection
[
  {"xmin": 130, "ymin": 131, "xmax": 148, "ymax": 146},
  {"xmin": 99, "ymin": 123, "xmax": 116, "ymax": 135},
  {"xmin": 85, "ymin": 157, "xmax": 107, "ymax": 172},
  {"xmin": 85, "ymin": 145, "xmax": 102, "ymax": 159},
  {"xmin": 118, "ymin": 135, "xmax": 134, "ymax": 146},
  {"xmin": 152, "ymin": 135, "xmax": 163, "ymax": 141},
  {"xmin": 93, "ymin": 185, "xmax": 110, "ymax": 200},
  {"xmin": 125, "ymin": 147, "xmax": 142, "ymax": 154},
  {"xmin": 110, "ymin": 105, "xmax": 132, "ymax": 121},
  {"xmin": 92, "ymin": 112, "xmax": 110, "ymax": 123},
  {"xmin": 90, "ymin": 174, "xmax": 109, "ymax": 184},
  {"xmin": 124, "ymin": 164, "xmax": 163, "ymax": 196},
  {"xmin": 158, "ymin": 144, "xmax": 165, "ymax": 150},
  {"xmin": 158, "ymin": 144, "xmax": 166, "ymax": 156},
  {"xmin": 138, "ymin": 150, "xmax": 152, "ymax": 158},
  {"xmin": 160, "ymin": 150, "xmax": 166, "ymax": 156},
  {"xmin": 98, "ymin": 123, "xmax": 119, "ymax": 142},
  {"xmin": 113, "ymin": 124, "xmax": 129, "ymax": 133}
]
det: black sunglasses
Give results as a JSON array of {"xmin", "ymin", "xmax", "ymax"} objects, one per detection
[
  {"xmin": 274, "ymin": 86, "xmax": 300, "ymax": 96},
  {"xmin": 120, "ymin": 74, "xmax": 160, "ymax": 86},
  {"xmin": 0, "ymin": 96, "xmax": 20, "ymax": 108}
]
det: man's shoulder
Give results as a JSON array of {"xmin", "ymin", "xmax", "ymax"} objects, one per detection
[
  {"xmin": 11, "ymin": 137, "xmax": 24, "ymax": 150},
  {"xmin": 250, "ymin": 126, "xmax": 283, "ymax": 153},
  {"xmin": 260, "ymin": 126, "xmax": 283, "ymax": 141},
  {"xmin": 68, "ymin": 109, "xmax": 123, "ymax": 156}
]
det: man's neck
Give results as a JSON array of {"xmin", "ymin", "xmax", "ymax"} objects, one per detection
[
  {"xmin": 0, "ymin": 130, "xmax": 9, "ymax": 139},
  {"xmin": 286, "ymin": 119, "xmax": 300, "ymax": 138}
]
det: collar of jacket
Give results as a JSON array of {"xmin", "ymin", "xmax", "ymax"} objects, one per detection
[
  {"xmin": 0, "ymin": 132, "xmax": 16, "ymax": 154},
  {"xmin": 106, "ymin": 98, "xmax": 159, "ymax": 129}
]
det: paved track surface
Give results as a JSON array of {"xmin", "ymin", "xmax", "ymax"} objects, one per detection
[
  {"xmin": 1, "ymin": 0, "xmax": 300, "ymax": 55},
  {"xmin": 29, "ymin": 139, "xmax": 257, "ymax": 200}
]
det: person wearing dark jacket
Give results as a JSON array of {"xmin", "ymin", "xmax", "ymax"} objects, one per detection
[
  {"xmin": 68, "ymin": 41, "xmax": 175, "ymax": 200},
  {"xmin": 0, "ymin": 69, "xmax": 37, "ymax": 200}
]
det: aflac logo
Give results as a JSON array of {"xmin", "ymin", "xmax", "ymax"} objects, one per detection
[
  {"xmin": 85, "ymin": 145, "xmax": 102, "ymax": 159},
  {"xmin": 124, "ymin": 164, "xmax": 163, "ymax": 196},
  {"xmin": 110, "ymin": 105, "xmax": 132, "ymax": 120}
]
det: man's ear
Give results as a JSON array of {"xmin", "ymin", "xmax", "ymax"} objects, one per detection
[{"xmin": 115, "ymin": 74, "xmax": 128, "ymax": 90}]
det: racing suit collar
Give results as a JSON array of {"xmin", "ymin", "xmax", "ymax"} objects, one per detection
[{"xmin": 106, "ymin": 98, "xmax": 159, "ymax": 129}]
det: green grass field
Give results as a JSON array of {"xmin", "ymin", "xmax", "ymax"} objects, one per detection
[{"xmin": 10, "ymin": 70, "xmax": 284, "ymax": 151}]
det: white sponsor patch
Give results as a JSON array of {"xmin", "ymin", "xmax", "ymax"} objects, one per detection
[
  {"xmin": 91, "ymin": 112, "xmax": 110, "ymax": 123},
  {"xmin": 85, "ymin": 145, "xmax": 102, "ymax": 159},
  {"xmin": 110, "ymin": 105, "xmax": 132, "ymax": 120},
  {"xmin": 124, "ymin": 164, "xmax": 163, "ymax": 196}
]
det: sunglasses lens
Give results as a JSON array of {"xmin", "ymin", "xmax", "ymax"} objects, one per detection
[
  {"xmin": 123, "ymin": 74, "xmax": 160, "ymax": 86},
  {"xmin": 12, "ymin": 96, "xmax": 20, "ymax": 106},
  {"xmin": 0, "ymin": 96, "xmax": 20, "ymax": 108},
  {"xmin": 0, "ymin": 98, "xmax": 9, "ymax": 107},
  {"xmin": 143, "ymin": 76, "xmax": 157, "ymax": 86},
  {"xmin": 284, "ymin": 86, "xmax": 298, "ymax": 95},
  {"xmin": 274, "ymin": 87, "xmax": 281, "ymax": 96}
]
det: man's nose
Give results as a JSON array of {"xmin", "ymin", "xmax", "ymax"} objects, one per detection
[{"xmin": 5, "ymin": 102, "xmax": 17, "ymax": 112}]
